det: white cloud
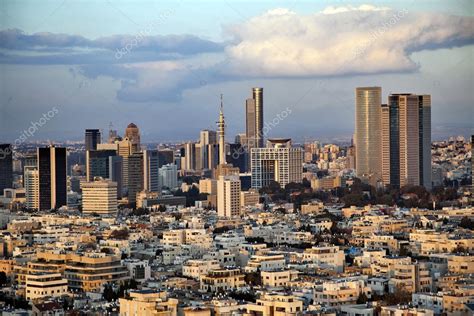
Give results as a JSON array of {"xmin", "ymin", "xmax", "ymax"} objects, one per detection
[{"xmin": 223, "ymin": 5, "xmax": 474, "ymax": 77}]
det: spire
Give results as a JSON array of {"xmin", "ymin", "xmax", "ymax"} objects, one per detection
[{"xmin": 218, "ymin": 94, "xmax": 226, "ymax": 165}]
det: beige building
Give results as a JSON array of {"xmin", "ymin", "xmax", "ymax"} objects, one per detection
[
  {"xmin": 302, "ymin": 245, "xmax": 345, "ymax": 273},
  {"xmin": 64, "ymin": 253, "xmax": 129, "ymax": 292},
  {"xmin": 200, "ymin": 268, "xmax": 245, "ymax": 292},
  {"xmin": 119, "ymin": 290, "xmax": 178, "ymax": 316},
  {"xmin": 182, "ymin": 259, "xmax": 220, "ymax": 280},
  {"xmin": 81, "ymin": 179, "xmax": 118, "ymax": 215},
  {"xmin": 24, "ymin": 166, "xmax": 39, "ymax": 210},
  {"xmin": 261, "ymin": 270, "xmax": 299, "ymax": 287},
  {"xmin": 240, "ymin": 189, "xmax": 260, "ymax": 210},
  {"xmin": 25, "ymin": 272, "xmax": 68, "ymax": 300},
  {"xmin": 311, "ymin": 176, "xmax": 343, "ymax": 191},
  {"xmin": 314, "ymin": 279, "xmax": 371, "ymax": 307},
  {"xmin": 388, "ymin": 262, "xmax": 432, "ymax": 294},
  {"xmin": 245, "ymin": 254, "xmax": 286, "ymax": 273},
  {"xmin": 447, "ymin": 255, "xmax": 474, "ymax": 274},
  {"xmin": 199, "ymin": 179, "xmax": 217, "ymax": 195},
  {"xmin": 217, "ymin": 175, "xmax": 241, "ymax": 218},
  {"xmin": 245, "ymin": 293, "xmax": 303, "ymax": 316}
]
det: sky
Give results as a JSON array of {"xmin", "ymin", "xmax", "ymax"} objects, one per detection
[{"xmin": 0, "ymin": 0, "xmax": 473, "ymax": 143}]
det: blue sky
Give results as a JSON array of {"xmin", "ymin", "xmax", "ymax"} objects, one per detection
[{"xmin": 0, "ymin": 0, "xmax": 473, "ymax": 142}]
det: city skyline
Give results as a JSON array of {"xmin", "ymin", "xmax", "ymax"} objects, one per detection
[{"xmin": 1, "ymin": 1, "xmax": 473, "ymax": 142}]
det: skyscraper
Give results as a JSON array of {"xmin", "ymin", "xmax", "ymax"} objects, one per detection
[
  {"xmin": 159, "ymin": 164, "xmax": 178, "ymax": 190},
  {"xmin": 200, "ymin": 130, "xmax": 217, "ymax": 170},
  {"xmin": 355, "ymin": 87, "xmax": 382, "ymax": 183},
  {"xmin": 81, "ymin": 180, "xmax": 118, "ymax": 215},
  {"xmin": 218, "ymin": 94, "xmax": 226, "ymax": 165},
  {"xmin": 117, "ymin": 138, "xmax": 132, "ymax": 192},
  {"xmin": 85, "ymin": 129, "xmax": 101, "ymax": 151},
  {"xmin": 125, "ymin": 123, "xmax": 141, "ymax": 153},
  {"xmin": 86, "ymin": 149, "xmax": 117, "ymax": 182},
  {"xmin": 246, "ymin": 87, "xmax": 264, "ymax": 149},
  {"xmin": 24, "ymin": 165, "xmax": 39, "ymax": 210},
  {"xmin": 0, "ymin": 144, "xmax": 13, "ymax": 193},
  {"xmin": 143, "ymin": 150, "xmax": 159, "ymax": 192},
  {"xmin": 38, "ymin": 146, "xmax": 67, "ymax": 211},
  {"xmin": 381, "ymin": 93, "xmax": 431, "ymax": 189},
  {"xmin": 128, "ymin": 152, "xmax": 143, "ymax": 206},
  {"xmin": 419, "ymin": 95, "xmax": 432, "ymax": 190}
]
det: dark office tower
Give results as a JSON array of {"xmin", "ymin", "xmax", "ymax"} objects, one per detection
[
  {"xmin": 227, "ymin": 143, "xmax": 246, "ymax": 173},
  {"xmin": 158, "ymin": 149, "xmax": 174, "ymax": 168},
  {"xmin": 128, "ymin": 152, "xmax": 143, "ymax": 206},
  {"xmin": 246, "ymin": 87, "xmax": 264, "ymax": 149},
  {"xmin": 109, "ymin": 156, "xmax": 123, "ymax": 199},
  {"xmin": 38, "ymin": 146, "xmax": 67, "ymax": 211},
  {"xmin": 0, "ymin": 144, "xmax": 13, "ymax": 193},
  {"xmin": 143, "ymin": 150, "xmax": 159, "ymax": 192},
  {"xmin": 419, "ymin": 95, "xmax": 432, "ymax": 190},
  {"xmin": 86, "ymin": 150, "xmax": 117, "ymax": 182},
  {"xmin": 85, "ymin": 129, "xmax": 101, "ymax": 151},
  {"xmin": 381, "ymin": 101, "xmax": 400, "ymax": 188},
  {"xmin": 125, "ymin": 123, "xmax": 141, "ymax": 153}
]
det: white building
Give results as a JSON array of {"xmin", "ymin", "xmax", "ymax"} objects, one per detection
[
  {"xmin": 81, "ymin": 179, "xmax": 118, "ymax": 215},
  {"xmin": 122, "ymin": 259, "xmax": 151, "ymax": 282},
  {"xmin": 217, "ymin": 175, "xmax": 241, "ymax": 218},
  {"xmin": 159, "ymin": 164, "xmax": 178, "ymax": 190},
  {"xmin": 251, "ymin": 138, "xmax": 303, "ymax": 188},
  {"xmin": 182, "ymin": 259, "xmax": 220, "ymax": 280},
  {"xmin": 24, "ymin": 166, "xmax": 39, "ymax": 210}
]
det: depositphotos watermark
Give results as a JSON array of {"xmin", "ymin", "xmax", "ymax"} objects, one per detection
[
  {"xmin": 353, "ymin": 8, "xmax": 408, "ymax": 59},
  {"xmin": 232, "ymin": 106, "xmax": 292, "ymax": 159},
  {"xmin": 115, "ymin": 5, "xmax": 180, "ymax": 60},
  {"xmin": 0, "ymin": 106, "xmax": 59, "ymax": 159}
]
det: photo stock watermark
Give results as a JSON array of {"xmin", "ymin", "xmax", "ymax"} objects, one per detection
[
  {"xmin": 232, "ymin": 106, "xmax": 293, "ymax": 159},
  {"xmin": 115, "ymin": 4, "xmax": 181, "ymax": 60},
  {"xmin": 0, "ymin": 106, "xmax": 60, "ymax": 159},
  {"xmin": 353, "ymin": 8, "xmax": 408, "ymax": 59}
]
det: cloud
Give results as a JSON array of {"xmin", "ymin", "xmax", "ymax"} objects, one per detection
[
  {"xmin": 0, "ymin": 29, "xmax": 223, "ymax": 64},
  {"xmin": 223, "ymin": 6, "xmax": 474, "ymax": 77}
]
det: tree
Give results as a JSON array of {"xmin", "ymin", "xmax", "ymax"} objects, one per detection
[
  {"xmin": 459, "ymin": 216, "xmax": 474, "ymax": 230},
  {"xmin": 244, "ymin": 271, "xmax": 262, "ymax": 286},
  {"xmin": 110, "ymin": 228, "xmax": 129, "ymax": 240},
  {"xmin": 385, "ymin": 285, "xmax": 412, "ymax": 305},
  {"xmin": 0, "ymin": 272, "xmax": 7, "ymax": 286},
  {"xmin": 357, "ymin": 292, "xmax": 368, "ymax": 304}
]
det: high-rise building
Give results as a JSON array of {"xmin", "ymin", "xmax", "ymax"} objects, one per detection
[
  {"xmin": 251, "ymin": 139, "xmax": 303, "ymax": 189},
  {"xmin": 182, "ymin": 142, "xmax": 196, "ymax": 171},
  {"xmin": 24, "ymin": 165, "xmax": 39, "ymax": 210},
  {"xmin": 125, "ymin": 123, "xmax": 141, "ymax": 153},
  {"xmin": 128, "ymin": 152, "xmax": 143, "ymax": 206},
  {"xmin": 0, "ymin": 144, "xmax": 13, "ymax": 193},
  {"xmin": 81, "ymin": 179, "xmax": 118, "ymax": 215},
  {"xmin": 117, "ymin": 138, "xmax": 132, "ymax": 191},
  {"xmin": 38, "ymin": 146, "xmax": 67, "ymax": 211},
  {"xmin": 217, "ymin": 175, "xmax": 241, "ymax": 218},
  {"xmin": 159, "ymin": 164, "xmax": 178, "ymax": 190},
  {"xmin": 200, "ymin": 130, "xmax": 217, "ymax": 170},
  {"xmin": 355, "ymin": 87, "xmax": 382, "ymax": 183},
  {"xmin": 246, "ymin": 87, "xmax": 264, "ymax": 149},
  {"xmin": 158, "ymin": 149, "xmax": 174, "ymax": 168},
  {"xmin": 419, "ymin": 95, "xmax": 432, "ymax": 190},
  {"xmin": 143, "ymin": 150, "xmax": 159, "ymax": 192},
  {"xmin": 218, "ymin": 94, "xmax": 226, "ymax": 166},
  {"xmin": 86, "ymin": 149, "xmax": 117, "ymax": 182},
  {"xmin": 381, "ymin": 93, "xmax": 431, "ymax": 189},
  {"xmin": 85, "ymin": 129, "xmax": 101, "ymax": 151}
]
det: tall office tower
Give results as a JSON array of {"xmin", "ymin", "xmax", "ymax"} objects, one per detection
[
  {"xmin": 85, "ymin": 129, "xmax": 101, "ymax": 151},
  {"xmin": 159, "ymin": 164, "xmax": 178, "ymax": 190},
  {"xmin": 217, "ymin": 175, "xmax": 241, "ymax": 218},
  {"xmin": 218, "ymin": 94, "xmax": 227, "ymax": 165},
  {"xmin": 382, "ymin": 94, "xmax": 423, "ymax": 188},
  {"xmin": 182, "ymin": 142, "xmax": 196, "ymax": 171},
  {"xmin": 158, "ymin": 149, "xmax": 174, "ymax": 168},
  {"xmin": 0, "ymin": 144, "xmax": 13, "ymax": 193},
  {"xmin": 125, "ymin": 123, "xmax": 141, "ymax": 153},
  {"xmin": 200, "ymin": 130, "xmax": 217, "ymax": 170},
  {"xmin": 419, "ymin": 95, "xmax": 432, "ymax": 190},
  {"xmin": 109, "ymin": 156, "xmax": 123, "ymax": 199},
  {"xmin": 37, "ymin": 146, "xmax": 67, "ymax": 211},
  {"xmin": 108, "ymin": 122, "xmax": 120, "ymax": 144},
  {"xmin": 251, "ymin": 138, "xmax": 304, "ymax": 189},
  {"xmin": 143, "ymin": 150, "xmax": 159, "ymax": 192},
  {"xmin": 355, "ymin": 87, "xmax": 382, "ymax": 183},
  {"xmin": 246, "ymin": 87, "xmax": 264, "ymax": 149},
  {"xmin": 24, "ymin": 166, "xmax": 39, "ymax": 210},
  {"xmin": 117, "ymin": 138, "xmax": 132, "ymax": 191},
  {"xmin": 227, "ymin": 143, "xmax": 246, "ymax": 173},
  {"xmin": 207, "ymin": 144, "xmax": 219, "ymax": 170},
  {"xmin": 86, "ymin": 150, "xmax": 117, "ymax": 182},
  {"xmin": 81, "ymin": 180, "xmax": 118, "ymax": 215},
  {"xmin": 127, "ymin": 152, "xmax": 143, "ymax": 206},
  {"xmin": 195, "ymin": 143, "xmax": 203, "ymax": 171}
]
